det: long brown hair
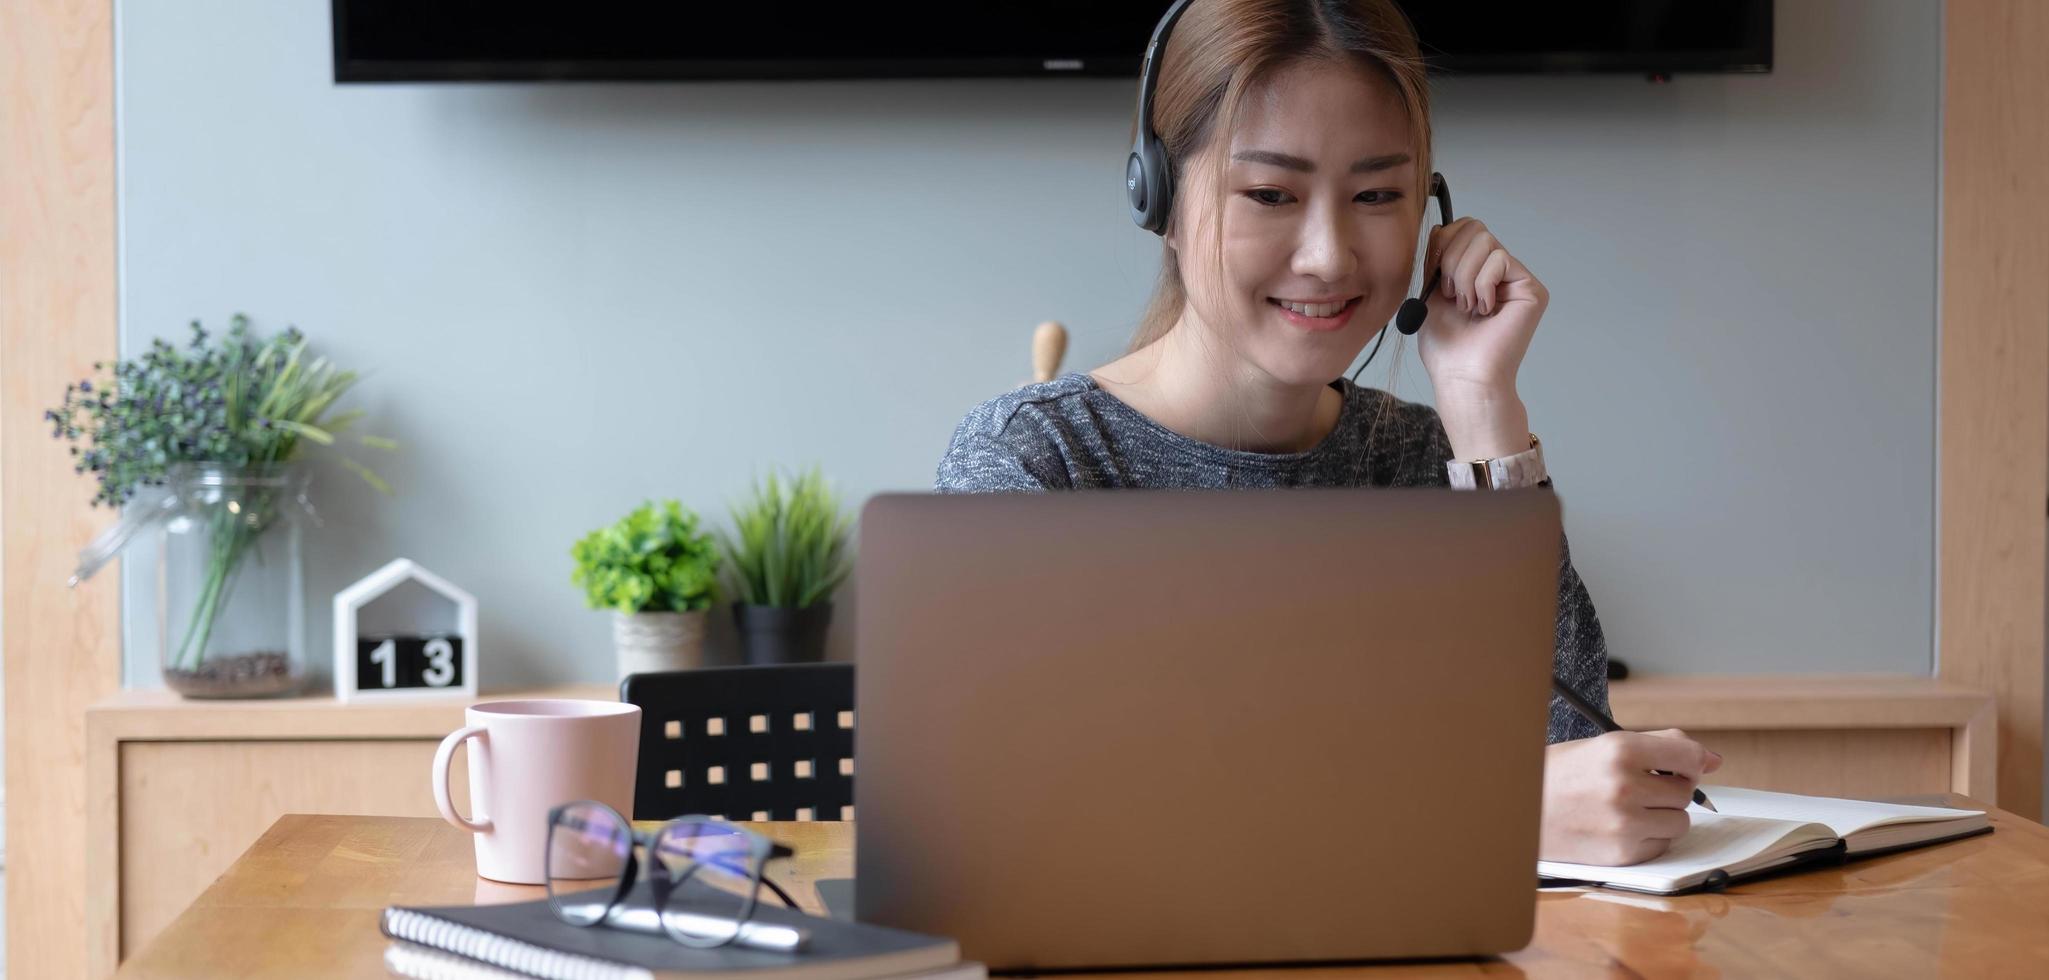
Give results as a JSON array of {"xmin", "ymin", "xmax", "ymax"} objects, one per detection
[{"xmin": 1127, "ymin": 0, "xmax": 1434, "ymax": 370}]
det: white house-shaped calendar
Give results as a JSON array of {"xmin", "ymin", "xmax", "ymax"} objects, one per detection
[{"xmin": 333, "ymin": 558, "xmax": 479, "ymax": 702}]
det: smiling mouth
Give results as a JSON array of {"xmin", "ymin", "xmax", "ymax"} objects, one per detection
[
  {"xmin": 1267, "ymin": 296, "xmax": 1362, "ymax": 333},
  {"xmin": 1269, "ymin": 297, "xmax": 1361, "ymax": 318}
]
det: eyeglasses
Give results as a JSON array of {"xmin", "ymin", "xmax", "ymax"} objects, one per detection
[{"xmin": 544, "ymin": 800, "xmax": 803, "ymax": 950}]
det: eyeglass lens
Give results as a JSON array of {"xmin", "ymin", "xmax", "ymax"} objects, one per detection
[
  {"xmin": 652, "ymin": 820, "xmax": 762, "ymax": 947},
  {"xmin": 546, "ymin": 801, "xmax": 632, "ymax": 926}
]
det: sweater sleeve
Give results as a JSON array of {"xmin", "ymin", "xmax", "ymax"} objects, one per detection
[
  {"xmin": 1405, "ymin": 400, "xmax": 1611, "ymax": 743},
  {"xmin": 1547, "ymin": 535, "xmax": 1613, "ymax": 742}
]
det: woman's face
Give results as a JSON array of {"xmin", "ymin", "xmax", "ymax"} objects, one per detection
[{"xmin": 1168, "ymin": 58, "xmax": 1425, "ymax": 386}]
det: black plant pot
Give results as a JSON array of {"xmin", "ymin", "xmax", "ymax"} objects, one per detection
[{"xmin": 733, "ymin": 602, "xmax": 833, "ymax": 665}]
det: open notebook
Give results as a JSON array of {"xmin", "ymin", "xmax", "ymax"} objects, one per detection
[{"xmin": 1538, "ymin": 787, "xmax": 1991, "ymax": 895}]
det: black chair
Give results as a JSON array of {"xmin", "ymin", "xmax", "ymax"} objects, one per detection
[{"xmin": 619, "ymin": 663, "xmax": 855, "ymax": 823}]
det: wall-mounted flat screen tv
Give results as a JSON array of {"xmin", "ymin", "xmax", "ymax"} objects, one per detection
[{"xmin": 333, "ymin": 1, "xmax": 1772, "ymax": 83}]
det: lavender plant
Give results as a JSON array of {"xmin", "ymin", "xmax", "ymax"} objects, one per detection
[{"xmin": 47, "ymin": 314, "xmax": 393, "ymax": 673}]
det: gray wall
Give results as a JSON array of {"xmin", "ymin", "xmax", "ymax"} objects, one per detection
[{"xmin": 117, "ymin": 0, "xmax": 1940, "ymax": 689}]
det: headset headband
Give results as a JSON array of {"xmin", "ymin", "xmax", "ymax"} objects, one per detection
[
  {"xmin": 1136, "ymin": 0, "xmax": 1195, "ymax": 146},
  {"xmin": 1127, "ymin": 0, "xmax": 1197, "ymax": 233}
]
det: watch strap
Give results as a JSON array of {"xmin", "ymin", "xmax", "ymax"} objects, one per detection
[{"xmin": 1447, "ymin": 433, "xmax": 1548, "ymax": 490}]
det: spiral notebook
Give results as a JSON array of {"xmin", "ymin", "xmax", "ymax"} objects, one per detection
[
  {"xmin": 379, "ymin": 880, "xmax": 972, "ymax": 980},
  {"xmin": 382, "ymin": 941, "xmax": 988, "ymax": 980},
  {"xmin": 1537, "ymin": 787, "xmax": 1991, "ymax": 895}
]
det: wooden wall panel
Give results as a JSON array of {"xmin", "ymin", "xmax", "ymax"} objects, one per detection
[
  {"xmin": 1, "ymin": 0, "xmax": 123, "ymax": 977},
  {"xmin": 1938, "ymin": 0, "xmax": 2049, "ymax": 820}
]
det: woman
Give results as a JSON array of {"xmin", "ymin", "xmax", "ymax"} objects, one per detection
[{"xmin": 935, "ymin": 0, "xmax": 1719, "ymax": 867}]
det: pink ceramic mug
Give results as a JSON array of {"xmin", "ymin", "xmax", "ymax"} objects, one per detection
[{"xmin": 432, "ymin": 699, "xmax": 641, "ymax": 884}]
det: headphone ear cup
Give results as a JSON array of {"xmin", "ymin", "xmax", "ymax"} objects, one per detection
[
  {"xmin": 1125, "ymin": 150, "xmax": 1154, "ymax": 231},
  {"xmin": 1133, "ymin": 140, "xmax": 1173, "ymax": 235},
  {"xmin": 1127, "ymin": 0, "xmax": 1193, "ymax": 235},
  {"xmin": 1144, "ymin": 147, "xmax": 1173, "ymax": 234}
]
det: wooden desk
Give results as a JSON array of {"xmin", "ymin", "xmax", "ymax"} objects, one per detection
[{"xmin": 119, "ymin": 801, "xmax": 2049, "ymax": 978}]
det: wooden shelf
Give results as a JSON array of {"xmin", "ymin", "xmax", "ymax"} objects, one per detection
[
  {"xmin": 1611, "ymin": 674, "xmax": 1993, "ymax": 729},
  {"xmin": 1609, "ymin": 674, "xmax": 1996, "ymax": 806},
  {"xmin": 87, "ymin": 683, "xmax": 615, "ymax": 739}
]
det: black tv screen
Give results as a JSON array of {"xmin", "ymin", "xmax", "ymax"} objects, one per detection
[{"xmin": 333, "ymin": 1, "xmax": 1772, "ymax": 83}]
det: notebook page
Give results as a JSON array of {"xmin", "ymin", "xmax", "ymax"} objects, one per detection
[
  {"xmin": 1705, "ymin": 787, "xmax": 1985, "ymax": 838},
  {"xmin": 1538, "ymin": 812, "xmax": 1832, "ymax": 892}
]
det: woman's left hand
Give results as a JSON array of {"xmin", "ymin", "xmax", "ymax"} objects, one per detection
[{"xmin": 1413, "ymin": 217, "xmax": 1548, "ymax": 397}]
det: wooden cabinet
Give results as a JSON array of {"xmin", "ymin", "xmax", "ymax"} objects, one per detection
[
  {"xmin": 85, "ymin": 684, "xmax": 609, "ymax": 977},
  {"xmin": 1610, "ymin": 675, "xmax": 1996, "ymax": 802}
]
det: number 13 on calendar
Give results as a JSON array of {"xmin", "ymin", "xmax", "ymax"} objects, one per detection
[{"xmin": 361, "ymin": 635, "xmax": 463, "ymax": 689}]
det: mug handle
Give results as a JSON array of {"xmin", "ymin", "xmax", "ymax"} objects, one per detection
[{"xmin": 433, "ymin": 724, "xmax": 493, "ymax": 833}]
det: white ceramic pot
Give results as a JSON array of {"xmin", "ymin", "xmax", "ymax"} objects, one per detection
[{"xmin": 612, "ymin": 609, "xmax": 707, "ymax": 680}]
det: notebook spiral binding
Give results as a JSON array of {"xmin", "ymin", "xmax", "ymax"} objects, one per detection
[
  {"xmin": 382, "ymin": 907, "xmax": 648, "ymax": 980},
  {"xmin": 385, "ymin": 941, "xmax": 533, "ymax": 980}
]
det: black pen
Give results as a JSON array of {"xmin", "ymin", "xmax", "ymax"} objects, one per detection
[{"xmin": 1552, "ymin": 677, "xmax": 1717, "ymax": 812}]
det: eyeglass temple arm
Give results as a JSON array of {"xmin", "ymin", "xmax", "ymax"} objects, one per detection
[
  {"xmin": 666, "ymin": 848, "xmax": 803, "ymax": 909},
  {"xmin": 632, "ymin": 830, "xmax": 792, "ymax": 858},
  {"xmin": 630, "ymin": 823, "xmax": 800, "ymax": 906},
  {"xmin": 758, "ymin": 875, "xmax": 800, "ymax": 908},
  {"xmin": 751, "ymin": 843, "xmax": 797, "ymax": 906}
]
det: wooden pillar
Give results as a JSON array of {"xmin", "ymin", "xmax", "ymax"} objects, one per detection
[
  {"xmin": 1, "ymin": 0, "xmax": 123, "ymax": 976},
  {"xmin": 1938, "ymin": 0, "xmax": 2049, "ymax": 820}
]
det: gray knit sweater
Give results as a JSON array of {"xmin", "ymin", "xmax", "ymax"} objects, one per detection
[{"xmin": 933, "ymin": 372, "xmax": 1609, "ymax": 744}]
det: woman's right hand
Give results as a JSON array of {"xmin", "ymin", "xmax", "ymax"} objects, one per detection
[{"xmin": 1539, "ymin": 729, "xmax": 1723, "ymax": 866}]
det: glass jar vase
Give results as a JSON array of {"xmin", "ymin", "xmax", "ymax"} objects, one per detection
[{"xmin": 154, "ymin": 463, "xmax": 317, "ymax": 698}]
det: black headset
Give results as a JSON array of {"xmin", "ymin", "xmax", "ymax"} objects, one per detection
[
  {"xmin": 1123, "ymin": 0, "xmax": 1453, "ymax": 380},
  {"xmin": 1124, "ymin": 0, "xmax": 1195, "ymax": 235}
]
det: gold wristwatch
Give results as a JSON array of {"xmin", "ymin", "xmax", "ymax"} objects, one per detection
[{"xmin": 1447, "ymin": 432, "xmax": 1550, "ymax": 490}]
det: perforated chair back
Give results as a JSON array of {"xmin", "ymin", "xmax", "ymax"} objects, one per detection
[{"xmin": 619, "ymin": 663, "xmax": 855, "ymax": 823}]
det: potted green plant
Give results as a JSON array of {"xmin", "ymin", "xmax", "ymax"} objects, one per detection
[
  {"xmin": 572, "ymin": 499, "xmax": 721, "ymax": 680},
  {"xmin": 50, "ymin": 315, "xmax": 392, "ymax": 698},
  {"xmin": 717, "ymin": 467, "xmax": 853, "ymax": 665}
]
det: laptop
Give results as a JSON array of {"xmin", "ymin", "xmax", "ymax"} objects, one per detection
[{"xmin": 852, "ymin": 487, "xmax": 1563, "ymax": 971}]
